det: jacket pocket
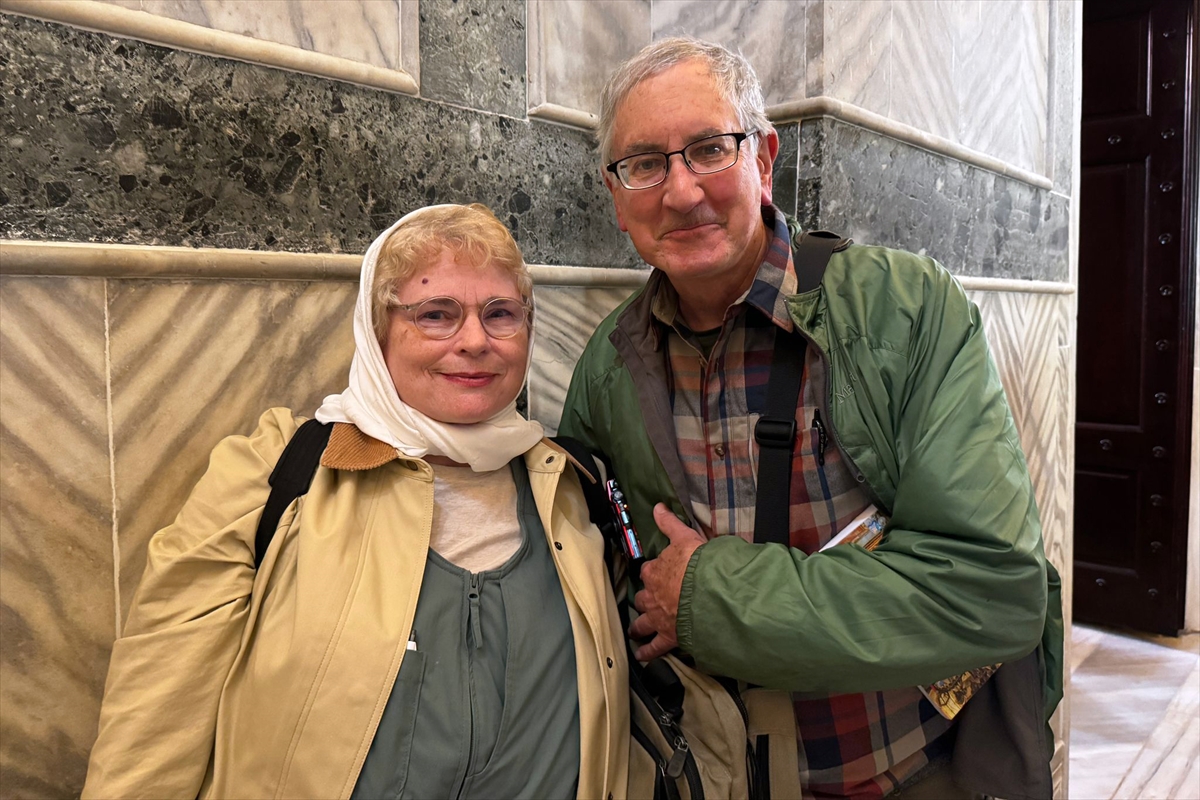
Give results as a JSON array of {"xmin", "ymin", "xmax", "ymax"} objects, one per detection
[
  {"xmin": 350, "ymin": 650, "xmax": 427, "ymax": 800},
  {"xmin": 742, "ymin": 688, "xmax": 801, "ymax": 800}
]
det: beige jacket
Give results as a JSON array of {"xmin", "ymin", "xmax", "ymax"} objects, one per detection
[{"xmin": 83, "ymin": 408, "xmax": 630, "ymax": 800}]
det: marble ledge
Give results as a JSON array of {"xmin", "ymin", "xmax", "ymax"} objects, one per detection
[
  {"xmin": 768, "ymin": 96, "xmax": 1054, "ymax": 191},
  {"xmin": 0, "ymin": 0, "xmax": 419, "ymax": 95},
  {"xmin": 0, "ymin": 240, "xmax": 1077, "ymax": 295}
]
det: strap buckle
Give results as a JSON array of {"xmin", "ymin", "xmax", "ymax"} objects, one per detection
[{"xmin": 754, "ymin": 417, "xmax": 796, "ymax": 449}]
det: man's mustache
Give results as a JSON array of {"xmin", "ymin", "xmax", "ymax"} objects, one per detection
[{"xmin": 660, "ymin": 213, "xmax": 722, "ymax": 235}]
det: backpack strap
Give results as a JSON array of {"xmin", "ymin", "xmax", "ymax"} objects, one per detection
[
  {"xmin": 752, "ymin": 231, "xmax": 841, "ymax": 547},
  {"xmin": 254, "ymin": 419, "xmax": 334, "ymax": 569},
  {"xmin": 551, "ymin": 436, "xmax": 615, "ymax": 533}
]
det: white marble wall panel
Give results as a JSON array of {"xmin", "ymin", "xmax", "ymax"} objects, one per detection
[
  {"xmin": 527, "ymin": 0, "xmax": 650, "ymax": 117},
  {"xmin": 819, "ymin": 0, "xmax": 1049, "ymax": 175},
  {"xmin": 819, "ymin": 0, "xmax": 893, "ymax": 115},
  {"xmin": 651, "ymin": 0, "xmax": 808, "ymax": 108},
  {"xmin": 889, "ymin": 0, "xmax": 958, "ymax": 143},
  {"xmin": 527, "ymin": 0, "xmax": 1052, "ymax": 178},
  {"xmin": 96, "ymin": 0, "xmax": 403, "ymax": 71},
  {"xmin": 0, "ymin": 278, "xmax": 115, "ymax": 798},
  {"xmin": 528, "ymin": 284, "xmax": 635, "ymax": 435},
  {"xmin": 953, "ymin": 0, "xmax": 1049, "ymax": 175},
  {"xmin": 107, "ymin": 280, "xmax": 357, "ymax": 619}
]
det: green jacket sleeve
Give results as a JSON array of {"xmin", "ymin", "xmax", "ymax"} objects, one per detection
[{"xmin": 677, "ymin": 273, "xmax": 1048, "ymax": 693}]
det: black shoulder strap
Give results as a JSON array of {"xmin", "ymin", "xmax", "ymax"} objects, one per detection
[
  {"xmin": 551, "ymin": 435, "xmax": 616, "ymax": 534},
  {"xmin": 254, "ymin": 419, "xmax": 334, "ymax": 569},
  {"xmin": 752, "ymin": 231, "xmax": 841, "ymax": 547}
]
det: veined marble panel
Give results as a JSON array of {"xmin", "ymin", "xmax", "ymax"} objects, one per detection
[
  {"xmin": 527, "ymin": 0, "xmax": 650, "ymax": 118},
  {"xmin": 650, "ymin": 0, "xmax": 808, "ymax": 109},
  {"xmin": 953, "ymin": 0, "xmax": 1049, "ymax": 176},
  {"xmin": 107, "ymin": 279, "xmax": 356, "ymax": 619},
  {"xmin": 0, "ymin": 277, "xmax": 115, "ymax": 798},
  {"xmin": 889, "ymin": 0, "xmax": 958, "ymax": 143},
  {"xmin": 528, "ymin": 285, "xmax": 636, "ymax": 435},
  {"xmin": 819, "ymin": 0, "xmax": 892, "ymax": 116},
  {"xmin": 97, "ymin": 0, "xmax": 403, "ymax": 71}
]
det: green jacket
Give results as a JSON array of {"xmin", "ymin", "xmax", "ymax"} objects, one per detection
[{"xmin": 559, "ymin": 219, "xmax": 1064, "ymax": 800}]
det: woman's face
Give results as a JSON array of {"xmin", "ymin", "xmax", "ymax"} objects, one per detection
[{"xmin": 381, "ymin": 247, "xmax": 530, "ymax": 425}]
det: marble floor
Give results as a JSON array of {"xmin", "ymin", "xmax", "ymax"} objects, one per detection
[{"xmin": 1069, "ymin": 624, "xmax": 1200, "ymax": 799}]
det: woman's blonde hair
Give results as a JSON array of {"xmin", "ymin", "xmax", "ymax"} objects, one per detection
[{"xmin": 372, "ymin": 203, "xmax": 532, "ymax": 343}]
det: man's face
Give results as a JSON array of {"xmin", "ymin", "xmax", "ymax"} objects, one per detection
[{"xmin": 605, "ymin": 59, "xmax": 778, "ymax": 287}]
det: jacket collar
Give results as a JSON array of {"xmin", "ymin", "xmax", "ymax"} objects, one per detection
[
  {"xmin": 621, "ymin": 205, "xmax": 801, "ymax": 353},
  {"xmin": 320, "ymin": 422, "xmax": 586, "ymax": 477},
  {"xmin": 321, "ymin": 422, "xmax": 399, "ymax": 471}
]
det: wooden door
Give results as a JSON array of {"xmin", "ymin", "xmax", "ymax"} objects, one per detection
[{"xmin": 1075, "ymin": 0, "xmax": 1196, "ymax": 635}]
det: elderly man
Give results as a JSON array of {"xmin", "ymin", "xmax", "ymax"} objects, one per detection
[{"xmin": 559, "ymin": 37, "xmax": 1063, "ymax": 800}]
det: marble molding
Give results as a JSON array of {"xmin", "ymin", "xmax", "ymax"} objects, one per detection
[
  {"xmin": 0, "ymin": 13, "xmax": 638, "ymax": 268},
  {"xmin": 793, "ymin": 117, "xmax": 1070, "ymax": 282},
  {"xmin": 419, "ymin": 0, "xmax": 526, "ymax": 118},
  {"xmin": 0, "ymin": 278, "xmax": 115, "ymax": 798},
  {"xmin": 93, "ymin": 0, "xmax": 406, "ymax": 73}
]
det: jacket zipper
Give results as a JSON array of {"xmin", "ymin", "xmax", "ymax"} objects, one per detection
[
  {"xmin": 790, "ymin": 327, "xmax": 888, "ymax": 513},
  {"xmin": 455, "ymin": 574, "xmax": 483, "ymax": 799},
  {"xmin": 811, "ymin": 409, "xmax": 827, "ymax": 466},
  {"xmin": 468, "ymin": 573, "xmax": 482, "ymax": 649}
]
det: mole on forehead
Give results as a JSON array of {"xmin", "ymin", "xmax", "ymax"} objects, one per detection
[{"xmin": 616, "ymin": 126, "xmax": 732, "ymax": 159}]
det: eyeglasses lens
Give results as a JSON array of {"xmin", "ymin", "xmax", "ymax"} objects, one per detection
[
  {"xmin": 411, "ymin": 297, "xmax": 527, "ymax": 339},
  {"xmin": 617, "ymin": 134, "xmax": 742, "ymax": 189}
]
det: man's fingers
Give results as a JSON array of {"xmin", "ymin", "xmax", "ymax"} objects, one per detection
[
  {"xmin": 628, "ymin": 609, "xmax": 656, "ymax": 640},
  {"xmin": 635, "ymin": 633, "xmax": 676, "ymax": 663},
  {"xmin": 653, "ymin": 503, "xmax": 703, "ymax": 544}
]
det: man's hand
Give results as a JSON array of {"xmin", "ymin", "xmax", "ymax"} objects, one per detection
[{"xmin": 628, "ymin": 503, "xmax": 707, "ymax": 662}]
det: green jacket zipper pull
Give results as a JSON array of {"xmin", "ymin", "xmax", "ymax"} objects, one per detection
[{"xmin": 812, "ymin": 409, "xmax": 827, "ymax": 466}]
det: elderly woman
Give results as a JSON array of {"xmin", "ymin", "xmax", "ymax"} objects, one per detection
[{"xmin": 82, "ymin": 204, "xmax": 630, "ymax": 799}]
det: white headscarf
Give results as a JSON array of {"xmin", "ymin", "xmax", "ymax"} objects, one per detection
[{"xmin": 315, "ymin": 205, "xmax": 544, "ymax": 471}]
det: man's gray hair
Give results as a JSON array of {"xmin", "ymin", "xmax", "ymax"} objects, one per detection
[{"xmin": 596, "ymin": 36, "xmax": 772, "ymax": 167}]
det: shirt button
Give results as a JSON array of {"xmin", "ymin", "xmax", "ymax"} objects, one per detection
[
  {"xmin": 607, "ymin": 657, "xmax": 614, "ymax": 668},
  {"xmin": 554, "ymin": 542, "xmax": 563, "ymax": 550},
  {"xmin": 714, "ymin": 443, "xmax": 726, "ymax": 457}
]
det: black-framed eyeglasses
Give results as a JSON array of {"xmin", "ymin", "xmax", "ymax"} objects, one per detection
[
  {"xmin": 390, "ymin": 296, "xmax": 532, "ymax": 340},
  {"xmin": 606, "ymin": 131, "xmax": 758, "ymax": 190}
]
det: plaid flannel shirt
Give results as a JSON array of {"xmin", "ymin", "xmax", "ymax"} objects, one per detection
[{"xmin": 654, "ymin": 208, "xmax": 955, "ymax": 798}]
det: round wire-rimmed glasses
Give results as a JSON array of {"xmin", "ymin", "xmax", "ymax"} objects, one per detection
[
  {"xmin": 390, "ymin": 296, "xmax": 531, "ymax": 340},
  {"xmin": 605, "ymin": 131, "xmax": 758, "ymax": 190}
]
